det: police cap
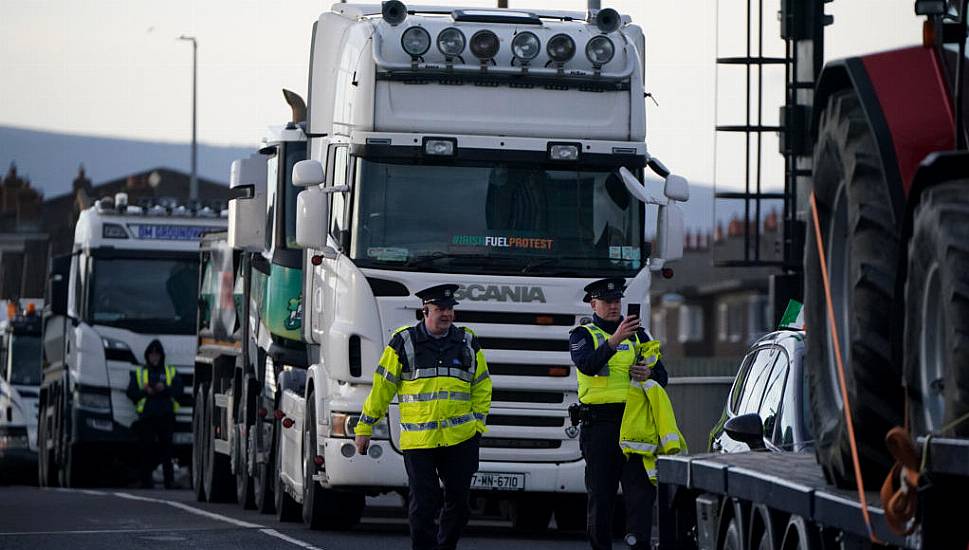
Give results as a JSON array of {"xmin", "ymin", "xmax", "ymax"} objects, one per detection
[
  {"xmin": 582, "ymin": 277, "xmax": 626, "ymax": 303},
  {"xmin": 415, "ymin": 283, "xmax": 460, "ymax": 307}
]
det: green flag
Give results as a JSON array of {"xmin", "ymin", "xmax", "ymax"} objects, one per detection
[{"xmin": 779, "ymin": 300, "xmax": 804, "ymax": 330}]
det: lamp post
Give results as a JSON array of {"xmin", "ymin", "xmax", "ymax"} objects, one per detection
[{"xmin": 177, "ymin": 35, "xmax": 198, "ymax": 203}]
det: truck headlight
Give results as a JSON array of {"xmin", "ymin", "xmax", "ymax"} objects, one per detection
[
  {"xmin": 469, "ymin": 30, "xmax": 500, "ymax": 60},
  {"xmin": 102, "ymin": 336, "xmax": 136, "ymax": 363},
  {"xmin": 546, "ymin": 33, "xmax": 575, "ymax": 63},
  {"xmin": 330, "ymin": 412, "xmax": 389, "ymax": 439},
  {"xmin": 511, "ymin": 32, "xmax": 540, "ymax": 61},
  {"xmin": 401, "ymin": 26, "xmax": 431, "ymax": 57},
  {"xmin": 77, "ymin": 391, "xmax": 112, "ymax": 412},
  {"xmin": 585, "ymin": 36, "xmax": 615, "ymax": 66},
  {"xmin": 437, "ymin": 27, "xmax": 465, "ymax": 57}
]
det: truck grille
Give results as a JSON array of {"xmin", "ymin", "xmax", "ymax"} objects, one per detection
[
  {"xmin": 480, "ymin": 438, "xmax": 562, "ymax": 450},
  {"xmin": 492, "ymin": 390, "xmax": 564, "ymax": 404},
  {"xmin": 477, "ymin": 337, "xmax": 568, "ymax": 352},
  {"xmin": 487, "ymin": 415, "xmax": 564, "ymax": 427}
]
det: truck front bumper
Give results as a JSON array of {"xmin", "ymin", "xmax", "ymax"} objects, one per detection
[{"xmin": 319, "ymin": 436, "xmax": 586, "ymax": 494}]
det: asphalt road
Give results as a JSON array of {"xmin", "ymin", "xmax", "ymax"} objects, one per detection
[{"xmin": 0, "ymin": 485, "xmax": 591, "ymax": 550}]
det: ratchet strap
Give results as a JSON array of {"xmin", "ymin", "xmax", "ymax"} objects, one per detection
[{"xmin": 810, "ymin": 192, "xmax": 883, "ymax": 544}]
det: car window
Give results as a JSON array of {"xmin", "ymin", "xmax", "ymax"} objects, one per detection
[
  {"xmin": 735, "ymin": 346, "xmax": 780, "ymax": 416},
  {"xmin": 759, "ymin": 347, "xmax": 789, "ymax": 442},
  {"xmin": 728, "ymin": 352, "xmax": 756, "ymax": 413}
]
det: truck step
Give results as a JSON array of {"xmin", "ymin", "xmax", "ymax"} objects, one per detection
[
  {"xmin": 214, "ymin": 393, "xmax": 229, "ymax": 409},
  {"xmin": 213, "ymin": 439, "xmax": 231, "ymax": 456}
]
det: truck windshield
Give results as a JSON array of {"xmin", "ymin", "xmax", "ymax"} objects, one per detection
[
  {"xmin": 350, "ymin": 158, "xmax": 643, "ymax": 276},
  {"xmin": 88, "ymin": 257, "xmax": 199, "ymax": 335},
  {"xmin": 9, "ymin": 334, "xmax": 41, "ymax": 386}
]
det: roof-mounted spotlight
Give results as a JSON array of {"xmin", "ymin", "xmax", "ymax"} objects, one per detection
[
  {"xmin": 546, "ymin": 34, "xmax": 575, "ymax": 64},
  {"xmin": 470, "ymin": 30, "xmax": 500, "ymax": 61},
  {"xmin": 511, "ymin": 32, "xmax": 540, "ymax": 63},
  {"xmin": 437, "ymin": 27, "xmax": 466, "ymax": 58},
  {"xmin": 586, "ymin": 35, "xmax": 615, "ymax": 67},
  {"xmin": 382, "ymin": 1, "xmax": 407, "ymax": 26},
  {"xmin": 594, "ymin": 8, "xmax": 621, "ymax": 33},
  {"xmin": 401, "ymin": 26, "xmax": 431, "ymax": 57}
]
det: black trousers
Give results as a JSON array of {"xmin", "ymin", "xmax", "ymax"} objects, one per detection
[
  {"xmin": 134, "ymin": 414, "xmax": 175, "ymax": 488},
  {"xmin": 580, "ymin": 419, "xmax": 656, "ymax": 550},
  {"xmin": 403, "ymin": 435, "xmax": 480, "ymax": 550}
]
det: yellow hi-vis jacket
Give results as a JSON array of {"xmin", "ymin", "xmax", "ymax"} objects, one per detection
[
  {"xmin": 575, "ymin": 323, "xmax": 642, "ymax": 404},
  {"xmin": 619, "ymin": 342, "xmax": 686, "ymax": 484},
  {"xmin": 356, "ymin": 324, "xmax": 492, "ymax": 450},
  {"xmin": 134, "ymin": 365, "xmax": 180, "ymax": 415}
]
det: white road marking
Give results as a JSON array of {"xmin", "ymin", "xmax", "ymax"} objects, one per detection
[
  {"xmin": 31, "ymin": 489, "xmax": 330, "ymax": 550},
  {"xmin": 259, "ymin": 528, "xmax": 327, "ymax": 550},
  {"xmin": 0, "ymin": 527, "xmax": 215, "ymax": 536}
]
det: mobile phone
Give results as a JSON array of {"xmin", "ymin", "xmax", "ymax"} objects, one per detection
[{"xmin": 627, "ymin": 304, "xmax": 641, "ymax": 319}]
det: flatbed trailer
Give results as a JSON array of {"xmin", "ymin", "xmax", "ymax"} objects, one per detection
[{"xmin": 657, "ymin": 440, "xmax": 969, "ymax": 549}]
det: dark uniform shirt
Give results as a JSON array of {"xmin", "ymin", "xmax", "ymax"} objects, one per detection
[
  {"xmin": 390, "ymin": 322, "xmax": 479, "ymax": 374},
  {"xmin": 569, "ymin": 314, "xmax": 668, "ymax": 387},
  {"xmin": 126, "ymin": 365, "xmax": 184, "ymax": 418}
]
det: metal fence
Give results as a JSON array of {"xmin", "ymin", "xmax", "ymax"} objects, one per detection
[{"xmin": 665, "ymin": 356, "xmax": 741, "ymax": 453}]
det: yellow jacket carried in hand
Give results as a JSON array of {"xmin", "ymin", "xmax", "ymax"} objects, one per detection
[
  {"xmin": 356, "ymin": 324, "xmax": 492, "ymax": 450},
  {"xmin": 619, "ymin": 341, "xmax": 687, "ymax": 484}
]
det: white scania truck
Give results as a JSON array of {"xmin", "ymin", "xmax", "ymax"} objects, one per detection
[
  {"xmin": 270, "ymin": 2, "xmax": 689, "ymax": 530},
  {"xmin": 38, "ymin": 197, "xmax": 225, "ymax": 487}
]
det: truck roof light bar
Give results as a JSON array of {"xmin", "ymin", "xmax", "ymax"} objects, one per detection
[{"xmin": 586, "ymin": 36, "xmax": 615, "ymax": 67}]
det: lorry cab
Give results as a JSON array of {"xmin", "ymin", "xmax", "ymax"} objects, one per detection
[{"xmin": 0, "ymin": 300, "xmax": 43, "ymax": 476}]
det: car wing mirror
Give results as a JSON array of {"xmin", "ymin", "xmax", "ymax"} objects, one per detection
[{"xmin": 724, "ymin": 413, "xmax": 766, "ymax": 450}]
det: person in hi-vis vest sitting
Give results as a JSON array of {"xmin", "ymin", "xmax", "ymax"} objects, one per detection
[{"xmin": 126, "ymin": 339, "xmax": 183, "ymax": 489}]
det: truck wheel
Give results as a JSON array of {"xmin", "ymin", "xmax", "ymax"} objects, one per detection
[
  {"xmin": 274, "ymin": 416, "xmax": 301, "ymax": 522},
  {"xmin": 38, "ymin": 403, "xmax": 56, "ymax": 488},
  {"xmin": 302, "ymin": 395, "xmax": 364, "ymax": 529},
  {"xmin": 252, "ymin": 401, "xmax": 276, "ymax": 514},
  {"xmin": 203, "ymin": 386, "xmax": 234, "ymax": 502},
  {"xmin": 780, "ymin": 515, "xmax": 820, "ymax": 550},
  {"xmin": 509, "ymin": 495, "xmax": 552, "ymax": 531},
  {"xmin": 805, "ymin": 88, "xmax": 903, "ymax": 489},
  {"xmin": 903, "ymin": 181, "xmax": 969, "ymax": 438},
  {"xmin": 192, "ymin": 385, "xmax": 207, "ymax": 502},
  {"xmin": 234, "ymin": 377, "xmax": 255, "ymax": 509},
  {"xmin": 60, "ymin": 442, "xmax": 89, "ymax": 488}
]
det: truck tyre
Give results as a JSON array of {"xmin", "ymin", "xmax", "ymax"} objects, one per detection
[
  {"xmin": 234, "ymin": 377, "xmax": 255, "ymax": 509},
  {"xmin": 806, "ymin": 88, "xmax": 903, "ymax": 489},
  {"xmin": 274, "ymin": 416, "xmax": 301, "ymax": 522},
  {"xmin": 720, "ymin": 516, "xmax": 742, "ymax": 550},
  {"xmin": 302, "ymin": 395, "xmax": 365, "ymax": 529},
  {"xmin": 780, "ymin": 515, "xmax": 820, "ymax": 550},
  {"xmin": 903, "ymin": 181, "xmax": 969, "ymax": 438},
  {"xmin": 192, "ymin": 385, "xmax": 207, "ymax": 502},
  {"xmin": 203, "ymin": 386, "xmax": 234, "ymax": 502},
  {"xmin": 252, "ymin": 397, "xmax": 276, "ymax": 514},
  {"xmin": 38, "ymin": 403, "xmax": 57, "ymax": 488},
  {"xmin": 60, "ymin": 442, "xmax": 89, "ymax": 488},
  {"xmin": 509, "ymin": 495, "xmax": 552, "ymax": 531}
]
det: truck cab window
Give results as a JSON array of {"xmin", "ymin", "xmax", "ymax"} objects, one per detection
[{"xmin": 329, "ymin": 146, "xmax": 350, "ymax": 243}]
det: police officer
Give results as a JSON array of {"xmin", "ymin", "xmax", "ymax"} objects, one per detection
[
  {"xmin": 126, "ymin": 339, "xmax": 183, "ymax": 489},
  {"xmin": 569, "ymin": 277, "xmax": 668, "ymax": 549},
  {"xmin": 354, "ymin": 284, "xmax": 492, "ymax": 550}
]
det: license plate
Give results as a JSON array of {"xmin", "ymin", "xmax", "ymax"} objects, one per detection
[
  {"xmin": 173, "ymin": 432, "xmax": 193, "ymax": 445},
  {"xmin": 471, "ymin": 472, "xmax": 525, "ymax": 491}
]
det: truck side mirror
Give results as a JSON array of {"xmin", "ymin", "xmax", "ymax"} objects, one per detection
[
  {"xmin": 664, "ymin": 174, "xmax": 690, "ymax": 202},
  {"xmin": 228, "ymin": 155, "xmax": 267, "ymax": 252},
  {"xmin": 654, "ymin": 203, "xmax": 685, "ymax": 265},
  {"xmin": 293, "ymin": 159, "xmax": 325, "ymax": 187},
  {"xmin": 296, "ymin": 187, "xmax": 333, "ymax": 253},
  {"xmin": 47, "ymin": 255, "xmax": 71, "ymax": 316},
  {"xmin": 724, "ymin": 413, "xmax": 767, "ymax": 450}
]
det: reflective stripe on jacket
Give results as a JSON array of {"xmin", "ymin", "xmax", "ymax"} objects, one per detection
[
  {"xmin": 135, "ymin": 365, "xmax": 180, "ymax": 415},
  {"xmin": 619, "ymin": 343, "xmax": 687, "ymax": 484},
  {"xmin": 575, "ymin": 323, "xmax": 641, "ymax": 405},
  {"xmin": 356, "ymin": 323, "xmax": 492, "ymax": 450}
]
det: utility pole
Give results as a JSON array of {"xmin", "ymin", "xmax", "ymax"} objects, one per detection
[{"xmin": 178, "ymin": 35, "xmax": 198, "ymax": 203}]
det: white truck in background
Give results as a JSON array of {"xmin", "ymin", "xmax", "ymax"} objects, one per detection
[
  {"xmin": 38, "ymin": 196, "xmax": 225, "ymax": 487},
  {"xmin": 266, "ymin": 2, "xmax": 690, "ymax": 532},
  {"xmin": 0, "ymin": 299, "xmax": 43, "ymax": 480}
]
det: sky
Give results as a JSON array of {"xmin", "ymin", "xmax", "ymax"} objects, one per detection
[{"xmin": 0, "ymin": 0, "xmax": 922, "ymax": 197}]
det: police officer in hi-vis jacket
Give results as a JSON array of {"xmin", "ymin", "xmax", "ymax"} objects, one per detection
[{"xmin": 569, "ymin": 278, "xmax": 668, "ymax": 549}]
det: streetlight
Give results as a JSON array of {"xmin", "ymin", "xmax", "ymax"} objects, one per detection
[{"xmin": 177, "ymin": 35, "xmax": 198, "ymax": 203}]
